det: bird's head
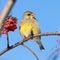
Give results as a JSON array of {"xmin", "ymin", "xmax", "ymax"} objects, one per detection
[{"xmin": 23, "ymin": 11, "xmax": 35, "ymax": 19}]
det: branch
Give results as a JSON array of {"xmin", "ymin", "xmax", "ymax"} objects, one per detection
[
  {"xmin": 0, "ymin": 0, "xmax": 16, "ymax": 31},
  {"xmin": 0, "ymin": 31, "xmax": 60, "ymax": 55},
  {"xmin": 22, "ymin": 43, "xmax": 39, "ymax": 60}
]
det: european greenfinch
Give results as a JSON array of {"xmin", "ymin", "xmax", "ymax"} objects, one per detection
[{"xmin": 19, "ymin": 11, "xmax": 44, "ymax": 50}]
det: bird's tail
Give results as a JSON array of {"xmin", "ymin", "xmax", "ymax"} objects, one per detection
[{"xmin": 34, "ymin": 37, "xmax": 44, "ymax": 50}]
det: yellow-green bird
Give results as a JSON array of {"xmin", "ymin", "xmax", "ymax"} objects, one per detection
[{"xmin": 19, "ymin": 11, "xmax": 44, "ymax": 50}]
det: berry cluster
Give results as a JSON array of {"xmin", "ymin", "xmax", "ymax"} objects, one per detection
[{"xmin": 1, "ymin": 16, "xmax": 17, "ymax": 34}]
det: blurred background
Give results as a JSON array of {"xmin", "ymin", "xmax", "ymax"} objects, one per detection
[{"xmin": 0, "ymin": 0, "xmax": 60, "ymax": 60}]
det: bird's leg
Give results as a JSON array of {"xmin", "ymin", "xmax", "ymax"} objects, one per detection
[
  {"xmin": 22, "ymin": 36, "xmax": 27, "ymax": 41},
  {"xmin": 22, "ymin": 30, "xmax": 34, "ymax": 43},
  {"xmin": 6, "ymin": 33, "xmax": 10, "ymax": 48},
  {"xmin": 23, "ymin": 30, "xmax": 34, "ymax": 41}
]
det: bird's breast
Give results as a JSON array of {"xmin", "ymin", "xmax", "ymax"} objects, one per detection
[{"xmin": 20, "ymin": 23, "xmax": 32, "ymax": 37}]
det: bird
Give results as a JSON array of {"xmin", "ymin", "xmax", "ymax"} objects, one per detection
[{"xmin": 19, "ymin": 11, "xmax": 44, "ymax": 50}]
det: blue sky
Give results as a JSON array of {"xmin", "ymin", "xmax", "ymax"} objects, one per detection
[{"xmin": 0, "ymin": 0, "xmax": 60, "ymax": 60}]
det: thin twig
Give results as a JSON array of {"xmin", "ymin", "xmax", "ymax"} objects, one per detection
[
  {"xmin": 0, "ymin": 32, "xmax": 60, "ymax": 55},
  {"xmin": 6, "ymin": 33, "xmax": 10, "ymax": 48},
  {"xmin": 22, "ymin": 43, "xmax": 39, "ymax": 60}
]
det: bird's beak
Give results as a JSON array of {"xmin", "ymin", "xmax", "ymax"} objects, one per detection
[{"xmin": 31, "ymin": 14, "xmax": 35, "ymax": 17}]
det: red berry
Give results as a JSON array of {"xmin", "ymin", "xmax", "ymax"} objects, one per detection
[{"xmin": 1, "ymin": 16, "xmax": 17, "ymax": 34}]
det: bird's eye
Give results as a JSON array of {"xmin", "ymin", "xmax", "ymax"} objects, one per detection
[{"xmin": 27, "ymin": 14, "xmax": 31, "ymax": 16}]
